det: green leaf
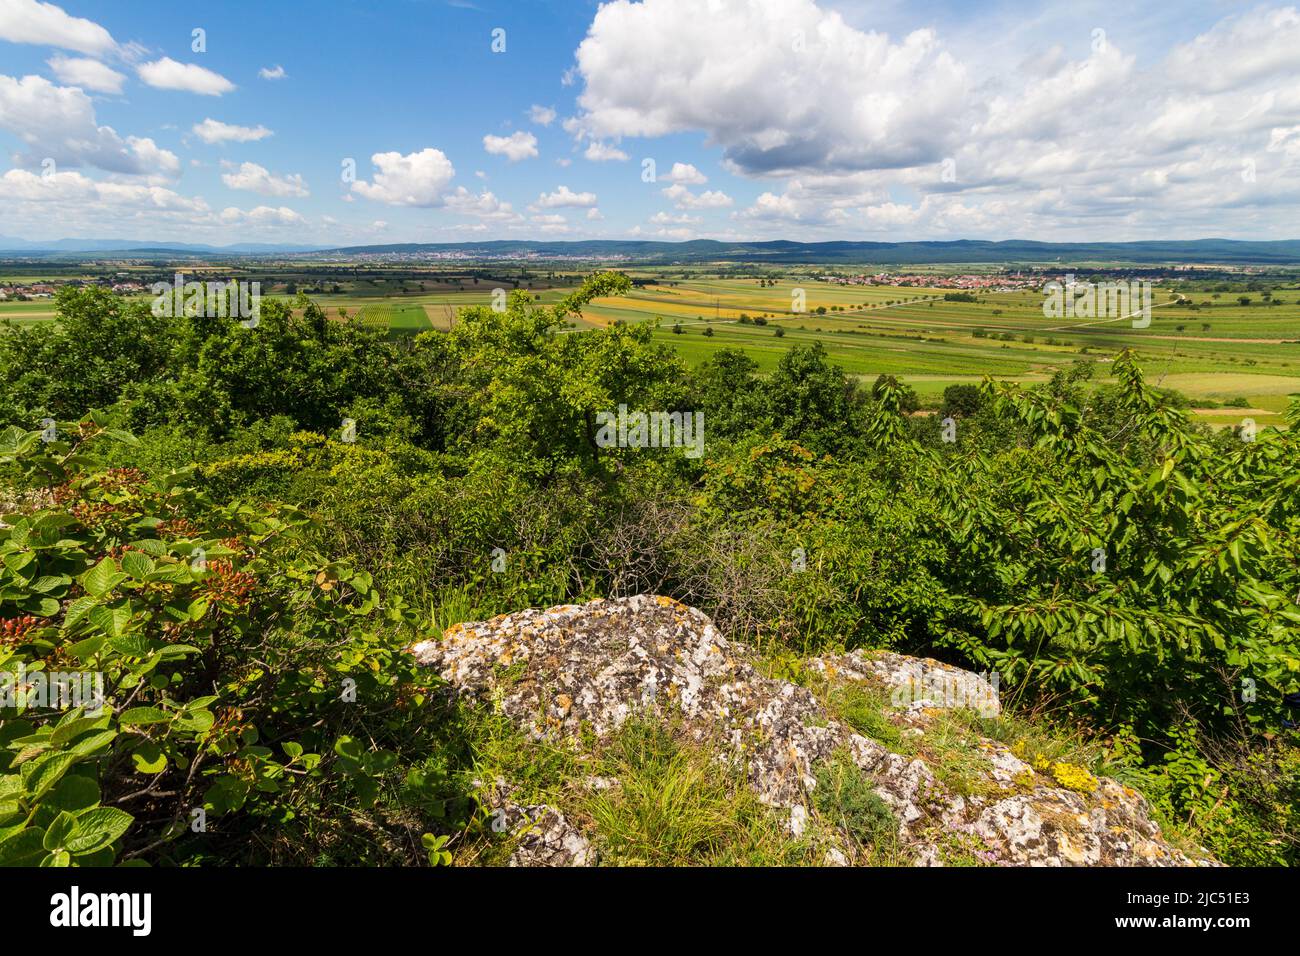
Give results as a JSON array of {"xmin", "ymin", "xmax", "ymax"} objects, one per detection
[
  {"xmin": 23, "ymin": 753, "xmax": 76, "ymax": 802},
  {"xmin": 118, "ymin": 707, "xmax": 171, "ymax": 726},
  {"xmin": 50, "ymin": 717, "xmax": 103, "ymax": 746},
  {"xmin": 205, "ymin": 775, "xmax": 249, "ymax": 815},
  {"xmin": 80, "ymin": 557, "xmax": 127, "ymax": 598},
  {"xmin": 65, "ymin": 807, "xmax": 132, "ymax": 854},
  {"xmin": 333, "ymin": 735, "xmax": 363, "ymax": 774},
  {"xmin": 66, "ymin": 730, "xmax": 116, "ymax": 758},
  {"xmin": 3, "ymin": 550, "xmax": 35, "ymax": 574},
  {"xmin": 101, "ymin": 429, "xmax": 140, "ymax": 447},
  {"xmin": 120, "ymin": 551, "xmax": 154, "ymax": 580},
  {"xmin": 18, "ymin": 596, "xmax": 59, "ymax": 617},
  {"xmin": 173, "ymin": 710, "xmax": 214, "ymax": 733},
  {"xmin": 62, "ymin": 596, "xmax": 101, "ymax": 632},
  {"xmin": 128, "ymin": 538, "xmax": 168, "ymax": 557},
  {"xmin": 0, "ymin": 827, "xmax": 46, "ymax": 866},
  {"xmin": 107, "ymin": 633, "xmax": 154, "ymax": 657},
  {"xmin": 131, "ymin": 743, "xmax": 167, "ymax": 774},
  {"xmin": 67, "ymin": 634, "xmax": 105, "ymax": 660},
  {"xmin": 88, "ymin": 604, "xmax": 131, "ymax": 639},
  {"xmin": 45, "ymin": 775, "xmax": 99, "ymax": 814},
  {"xmin": 29, "ymin": 575, "xmax": 70, "ymax": 595},
  {"xmin": 43, "ymin": 811, "xmax": 78, "ymax": 850}
]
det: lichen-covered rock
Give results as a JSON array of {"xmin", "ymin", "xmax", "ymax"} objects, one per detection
[
  {"xmin": 475, "ymin": 779, "xmax": 596, "ymax": 866},
  {"xmin": 809, "ymin": 649, "xmax": 1002, "ymax": 717},
  {"xmin": 410, "ymin": 595, "xmax": 1216, "ymax": 868}
]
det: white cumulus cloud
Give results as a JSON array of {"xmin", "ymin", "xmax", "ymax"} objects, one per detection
[
  {"xmin": 46, "ymin": 55, "xmax": 125, "ymax": 94},
  {"xmin": 0, "ymin": 73, "xmax": 178, "ymax": 177},
  {"xmin": 662, "ymin": 183, "xmax": 732, "ymax": 208},
  {"xmin": 221, "ymin": 161, "xmax": 309, "ymax": 197},
  {"xmin": 192, "ymin": 118, "xmax": 273, "ymax": 144},
  {"xmin": 533, "ymin": 184, "xmax": 598, "ymax": 208},
  {"xmin": 528, "ymin": 104, "xmax": 557, "ymax": 126},
  {"xmin": 0, "ymin": 0, "xmax": 116, "ymax": 55},
  {"xmin": 660, "ymin": 161, "xmax": 707, "ymax": 184},
  {"xmin": 220, "ymin": 205, "xmax": 306, "ymax": 226},
  {"xmin": 584, "ymin": 140, "xmax": 629, "ymax": 162},
  {"xmin": 137, "ymin": 57, "xmax": 235, "ymax": 96},
  {"xmin": 351, "ymin": 148, "xmax": 456, "ymax": 206},
  {"xmin": 570, "ymin": 0, "xmax": 967, "ymax": 176},
  {"xmin": 484, "ymin": 130, "xmax": 539, "ymax": 161}
]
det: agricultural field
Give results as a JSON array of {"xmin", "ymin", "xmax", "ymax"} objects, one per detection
[
  {"xmin": 352, "ymin": 301, "xmax": 434, "ymax": 334},
  {"xmin": 3, "ymin": 269, "xmax": 1297, "ymax": 426},
  {"xmin": 576, "ymin": 277, "xmax": 1300, "ymax": 427},
  {"xmin": 0, "ymin": 299, "xmax": 59, "ymax": 323}
]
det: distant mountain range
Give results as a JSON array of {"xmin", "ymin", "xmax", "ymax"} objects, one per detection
[
  {"xmin": 0, "ymin": 236, "xmax": 331, "ymax": 254},
  {"xmin": 3, "ymin": 236, "xmax": 1300, "ymax": 265}
]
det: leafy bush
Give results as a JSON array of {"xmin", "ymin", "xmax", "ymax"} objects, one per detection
[{"xmin": 0, "ymin": 414, "xmax": 445, "ymax": 866}]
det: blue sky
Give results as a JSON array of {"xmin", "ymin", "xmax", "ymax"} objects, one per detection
[{"xmin": 1, "ymin": 0, "xmax": 1298, "ymax": 244}]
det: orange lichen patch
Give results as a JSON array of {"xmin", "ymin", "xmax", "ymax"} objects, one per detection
[
  {"xmin": 555, "ymin": 693, "xmax": 573, "ymax": 716},
  {"xmin": 1056, "ymin": 832, "xmax": 1089, "ymax": 864}
]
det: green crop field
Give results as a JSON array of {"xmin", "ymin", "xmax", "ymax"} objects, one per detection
[
  {"xmin": 354, "ymin": 302, "xmax": 394, "ymax": 330},
  {"xmin": 0, "ymin": 300, "xmax": 60, "ymax": 322},
  {"xmin": 389, "ymin": 303, "xmax": 433, "ymax": 332},
  {"xmin": 573, "ymin": 278, "xmax": 1300, "ymax": 428}
]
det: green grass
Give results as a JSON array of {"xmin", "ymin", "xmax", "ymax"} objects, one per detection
[
  {"xmin": 445, "ymin": 707, "xmax": 810, "ymax": 866},
  {"xmin": 580, "ymin": 720, "xmax": 810, "ymax": 866},
  {"xmin": 811, "ymin": 752, "xmax": 904, "ymax": 864}
]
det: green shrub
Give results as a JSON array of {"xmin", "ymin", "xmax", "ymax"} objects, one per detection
[{"xmin": 0, "ymin": 414, "xmax": 446, "ymax": 866}]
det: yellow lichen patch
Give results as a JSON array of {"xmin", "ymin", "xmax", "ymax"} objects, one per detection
[{"xmin": 1049, "ymin": 761, "xmax": 1098, "ymax": 793}]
